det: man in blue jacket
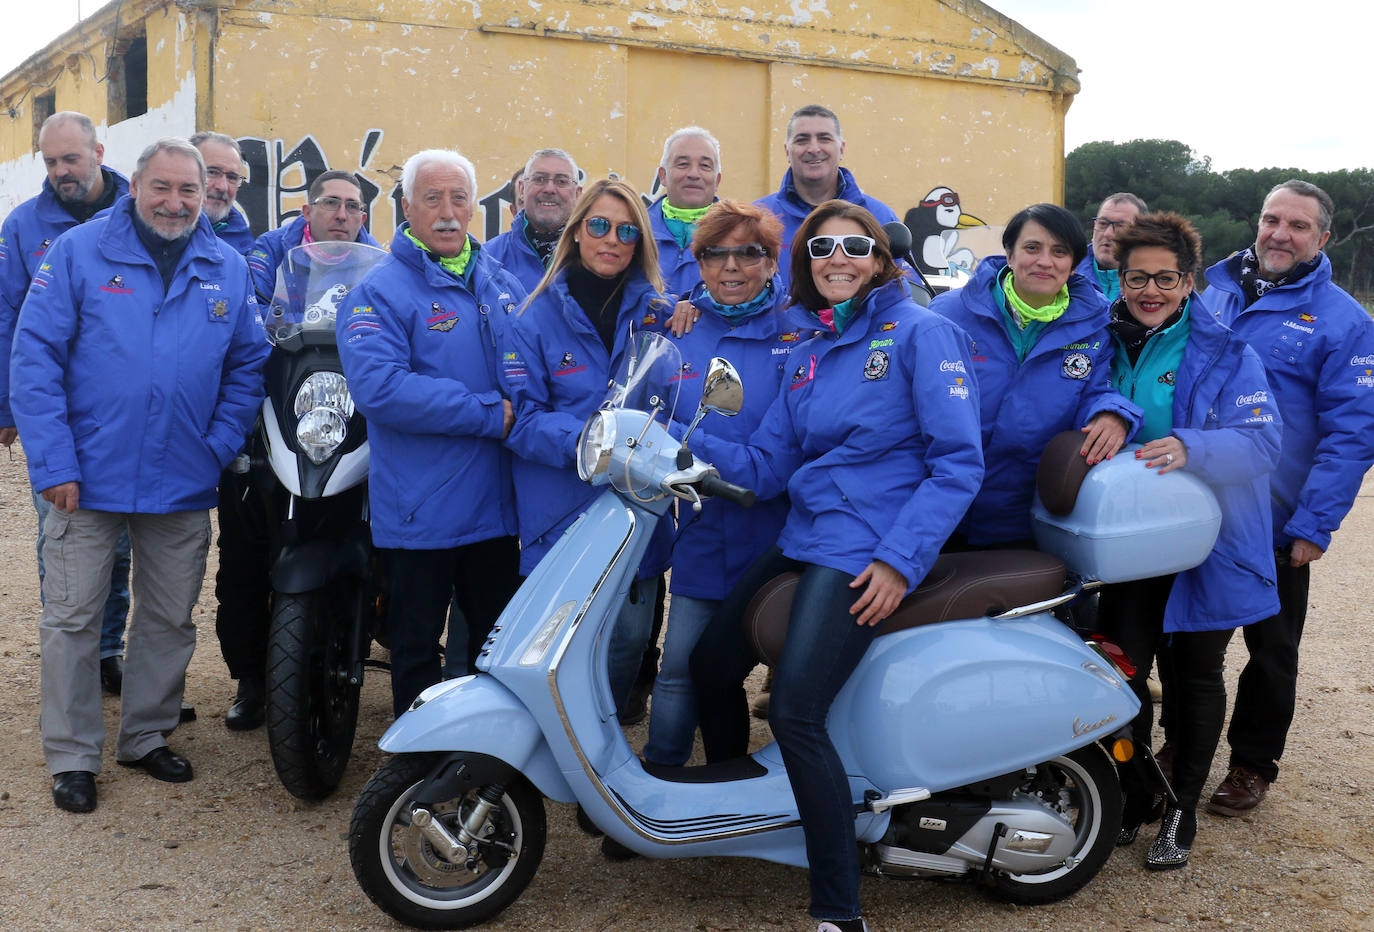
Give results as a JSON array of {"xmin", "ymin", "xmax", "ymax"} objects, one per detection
[
  {"xmin": 484, "ymin": 148, "xmax": 581, "ymax": 291},
  {"xmin": 246, "ymin": 169, "xmax": 379, "ymax": 299},
  {"xmin": 755, "ymin": 104, "xmax": 898, "ymax": 267},
  {"xmin": 0, "ymin": 110, "xmax": 133, "ymax": 696},
  {"xmin": 10, "ymin": 138, "xmax": 268, "ymax": 813},
  {"xmin": 191, "ymin": 132, "xmax": 254, "ymax": 255},
  {"xmin": 647, "ymin": 126, "xmax": 722, "ymax": 297},
  {"xmin": 338, "ymin": 148, "xmax": 525, "ymax": 717},
  {"xmin": 1203, "ymin": 180, "xmax": 1374, "ymax": 817},
  {"xmin": 1076, "ymin": 192, "xmax": 1146, "ymax": 303}
]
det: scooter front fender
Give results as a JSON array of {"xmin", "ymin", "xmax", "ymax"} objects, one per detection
[{"xmin": 378, "ymin": 675, "xmax": 574, "ymax": 803}]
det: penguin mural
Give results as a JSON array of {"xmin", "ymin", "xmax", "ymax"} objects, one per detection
[{"xmin": 903, "ymin": 187, "xmax": 986, "ymax": 276}]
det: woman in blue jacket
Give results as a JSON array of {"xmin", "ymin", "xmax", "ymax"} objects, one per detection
[
  {"xmin": 930, "ymin": 203, "xmax": 1139, "ymax": 547},
  {"xmin": 644, "ymin": 200, "xmax": 795, "ymax": 768},
  {"xmin": 500, "ymin": 178, "xmax": 672, "ymax": 714},
  {"xmin": 1100, "ymin": 212, "xmax": 1281, "ymax": 870},
  {"xmin": 689, "ymin": 201, "xmax": 984, "ymax": 932}
]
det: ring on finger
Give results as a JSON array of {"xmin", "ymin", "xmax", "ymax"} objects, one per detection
[{"xmin": 1165, "ymin": 453, "xmax": 1175, "ymax": 464}]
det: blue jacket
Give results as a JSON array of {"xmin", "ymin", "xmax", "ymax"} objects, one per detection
[
  {"xmin": 930, "ymin": 257, "xmax": 1142, "ymax": 545},
  {"xmin": 338, "ymin": 229, "xmax": 524, "ymax": 550},
  {"xmin": 1075, "ymin": 254, "xmax": 1122, "ymax": 303},
  {"xmin": 0, "ymin": 168, "xmax": 131, "ymax": 429},
  {"xmin": 646, "ymin": 198, "xmax": 705, "ymax": 299},
  {"xmin": 665, "ymin": 278, "xmax": 796, "ymax": 600},
  {"xmin": 755, "ymin": 167, "xmax": 898, "ymax": 277},
  {"xmin": 9, "ymin": 198, "xmax": 267, "ymax": 512},
  {"xmin": 500, "ymin": 267, "xmax": 674, "ymax": 576},
  {"xmin": 696, "ymin": 279, "xmax": 984, "ymax": 592},
  {"xmin": 247, "ymin": 215, "xmax": 380, "ymax": 300},
  {"xmin": 483, "ymin": 211, "xmax": 550, "ymax": 293},
  {"xmin": 1203, "ymin": 252, "xmax": 1374, "ymax": 550},
  {"xmin": 212, "ymin": 208, "xmax": 256, "ymax": 256},
  {"xmin": 1110, "ymin": 303, "xmax": 1282, "ymax": 632}
]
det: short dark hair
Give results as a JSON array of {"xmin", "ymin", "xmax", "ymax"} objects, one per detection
[
  {"xmin": 1111, "ymin": 211, "xmax": 1203, "ymax": 276},
  {"xmin": 1003, "ymin": 203, "xmax": 1088, "ymax": 268},
  {"xmin": 692, "ymin": 199, "xmax": 783, "ymax": 264},
  {"xmin": 787, "ymin": 104, "xmax": 842, "ymax": 142},
  {"xmin": 788, "ymin": 200, "xmax": 902, "ymax": 311},
  {"xmin": 308, "ymin": 169, "xmax": 361, "ymax": 203}
]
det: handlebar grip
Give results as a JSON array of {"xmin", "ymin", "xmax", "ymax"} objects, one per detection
[{"xmin": 700, "ymin": 474, "xmax": 756, "ymax": 508}]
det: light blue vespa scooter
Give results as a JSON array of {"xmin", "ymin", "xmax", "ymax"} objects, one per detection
[{"xmin": 348, "ymin": 333, "xmax": 1220, "ymax": 929}]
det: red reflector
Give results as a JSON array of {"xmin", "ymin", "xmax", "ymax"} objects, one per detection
[{"xmin": 1091, "ymin": 635, "xmax": 1136, "ymax": 678}]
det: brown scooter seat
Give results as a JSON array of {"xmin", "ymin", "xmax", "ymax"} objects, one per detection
[{"xmin": 743, "ymin": 550, "xmax": 1066, "ymax": 667}]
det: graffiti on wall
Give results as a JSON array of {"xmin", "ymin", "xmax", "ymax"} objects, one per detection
[{"xmin": 901, "ymin": 187, "xmax": 988, "ymax": 276}]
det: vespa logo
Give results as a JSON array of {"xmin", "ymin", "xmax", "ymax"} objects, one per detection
[{"xmin": 1071, "ymin": 714, "xmax": 1117, "ymax": 738}]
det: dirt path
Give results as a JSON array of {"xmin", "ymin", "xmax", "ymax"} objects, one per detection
[{"xmin": 0, "ymin": 444, "xmax": 1370, "ymax": 931}]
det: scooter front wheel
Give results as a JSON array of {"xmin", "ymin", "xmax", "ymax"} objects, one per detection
[
  {"xmin": 349, "ymin": 753, "xmax": 546, "ymax": 930},
  {"xmin": 991, "ymin": 743, "xmax": 1122, "ymax": 905}
]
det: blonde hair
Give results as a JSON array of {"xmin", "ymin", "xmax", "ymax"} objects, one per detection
[{"xmin": 523, "ymin": 178, "xmax": 667, "ymax": 311}]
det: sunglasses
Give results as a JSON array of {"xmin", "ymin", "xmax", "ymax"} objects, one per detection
[
  {"xmin": 806, "ymin": 234, "xmax": 876, "ymax": 260},
  {"xmin": 698, "ymin": 244, "xmax": 769, "ymax": 268},
  {"xmin": 585, "ymin": 216, "xmax": 641, "ymax": 245}
]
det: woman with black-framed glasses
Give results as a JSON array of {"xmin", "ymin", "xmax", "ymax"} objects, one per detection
[
  {"xmin": 1099, "ymin": 212, "xmax": 1280, "ymax": 870},
  {"xmin": 500, "ymin": 178, "xmax": 673, "ymax": 717},
  {"xmin": 688, "ymin": 200, "xmax": 984, "ymax": 932}
]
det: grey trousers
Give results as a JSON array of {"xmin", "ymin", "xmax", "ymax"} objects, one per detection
[{"xmin": 39, "ymin": 507, "xmax": 211, "ymax": 774}]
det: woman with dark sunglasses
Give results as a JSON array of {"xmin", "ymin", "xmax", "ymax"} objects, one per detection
[
  {"xmin": 500, "ymin": 178, "xmax": 673, "ymax": 717},
  {"xmin": 930, "ymin": 203, "xmax": 1141, "ymax": 550},
  {"xmin": 688, "ymin": 200, "xmax": 984, "ymax": 932},
  {"xmin": 1098, "ymin": 212, "xmax": 1280, "ymax": 869},
  {"xmin": 643, "ymin": 200, "xmax": 795, "ymax": 770}
]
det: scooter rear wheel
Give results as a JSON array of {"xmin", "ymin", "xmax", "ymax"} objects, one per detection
[
  {"xmin": 991, "ymin": 743, "xmax": 1122, "ymax": 904},
  {"xmin": 350, "ymin": 752, "xmax": 546, "ymax": 930}
]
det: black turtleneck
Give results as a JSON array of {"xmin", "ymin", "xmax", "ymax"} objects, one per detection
[
  {"xmin": 130, "ymin": 201, "xmax": 194, "ymax": 293},
  {"xmin": 59, "ymin": 167, "xmax": 120, "ymax": 224},
  {"xmin": 567, "ymin": 263, "xmax": 627, "ymax": 353}
]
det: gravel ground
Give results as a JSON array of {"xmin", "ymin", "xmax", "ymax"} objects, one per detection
[{"xmin": 0, "ymin": 441, "xmax": 1371, "ymax": 931}]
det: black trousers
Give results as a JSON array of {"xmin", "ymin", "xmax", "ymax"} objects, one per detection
[
  {"xmin": 214, "ymin": 466, "xmax": 273, "ymax": 683},
  {"xmin": 383, "ymin": 537, "xmax": 522, "ymax": 717},
  {"xmin": 1225, "ymin": 557, "xmax": 1310, "ymax": 783},
  {"xmin": 1098, "ymin": 574, "xmax": 1234, "ymax": 813}
]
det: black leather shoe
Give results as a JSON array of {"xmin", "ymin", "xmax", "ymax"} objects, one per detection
[
  {"xmin": 118, "ymin": 747, "xmax": 193, "ymax": 783},
  {"xmin": 52, "ymin": 771, "xmax": 97, "ymax": 812},
  {"xmin": 100, "ymin": 656, "xmax": 124, "ymax": 695},
  {"xmin": 225, "ymin": 678, "xmax": 264, "ymax": 731},
  {"xmin": 180, "ymin": 701, "xmax": 197, "ymax": 723}
]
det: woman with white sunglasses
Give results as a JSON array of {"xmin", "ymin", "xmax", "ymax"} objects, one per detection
[
  {"xmin": 500, "ymin": 178, "xmax": 673, "ymax": 714},
  {"xmin": 688, "ymin": 200, "xmax": 984, "ymax": 932}
]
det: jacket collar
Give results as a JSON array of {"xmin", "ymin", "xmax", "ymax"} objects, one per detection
[
  {"xmin": 961, "ymin": 256, "xmax": 1107, "ymax": 330},
  {"xmin": 96, "ymin": 195, "xmax": 225, "ymax": 277},
  {"xmin": 777, "ymin": 166, "xmax": 860, "ymax": 214},
  {"xmin": 35, "ymin": 167, "xmax": 131, "ymax": 224},
  {"xmin": 780, "ymin": 277, "xmax": 908, "ymax": 345},
  {"xmin": 1206, "ymin": 250, "xmax": 1333, "ymax": 311}
]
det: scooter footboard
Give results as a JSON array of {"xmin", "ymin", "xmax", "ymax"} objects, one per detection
[
  {"xmin": 377, "ymin": 675, "xmax": 574, "ymax": 802},
  {"xmin": 835, "ymin": 614, "xmax": 1139, "ymax": 791}
]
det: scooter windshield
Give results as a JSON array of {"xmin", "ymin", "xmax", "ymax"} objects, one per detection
[
  {"xmin": 263, "ymin": 242, "xmax": 390, "ymax": 346},
  {"xmin": 600, "ymin": 330, "xmax": 683, "ymax": 498}
]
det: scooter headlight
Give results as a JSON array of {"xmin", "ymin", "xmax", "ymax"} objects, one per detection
[
  {"xmin": 577, "ymin": 410, "xmax": 617, "ymax": 483},
  {"xmin": 294, "ymin": 371, "xmax": 354, "ymax": 465}
]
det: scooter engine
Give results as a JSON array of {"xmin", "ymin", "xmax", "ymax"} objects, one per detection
[{"xmin": 872, "ymin": 794, "xmax": 1079, "ymax": 878}]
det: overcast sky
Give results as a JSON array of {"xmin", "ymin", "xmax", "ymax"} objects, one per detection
[{"xmin": 1, "ymin": 1, "xmax": 1368, "ymax": 173}]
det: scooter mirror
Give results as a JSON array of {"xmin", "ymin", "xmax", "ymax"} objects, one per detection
[{"xmin": 700, "ymin": 357, "xmax": 743, "ymax": 417}]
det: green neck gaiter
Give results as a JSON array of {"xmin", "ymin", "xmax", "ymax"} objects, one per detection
[
  {"xmin": 661, "ymin": 200, "xmax": 712, "ymax": 249},
  {"xmin": 406, "ymin": 227, "xmax": 472, "ymax": 278},
  {"xmin": 1003, "ymin": 271, "xmax": 1070, "ymax": 326}
]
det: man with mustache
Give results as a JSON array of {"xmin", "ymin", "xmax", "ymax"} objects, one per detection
[
  {"xmin": 217, "ymin": 169, "xmax": 380, "ymax": 730},
  {"xmin": 10, "ymin": 138, "xmax": 268, "ymax": 812},
  {"xmin": 0, "ymin": 111, "xmax": 133, "ymax": 698},
  {"xmin": 756, "ymin": 104, "xmax": 898, "ymax": 269},
  {"xmin": 191, "ymin": 131, "xmax": 253, "ymax": 255},
  {"xmin": 485, "ymin": 148, "xmax": 582, "ymax": 291},
  {"xmin": 337, "ymin": 149, "xmax": 525, "ymax": 716}
]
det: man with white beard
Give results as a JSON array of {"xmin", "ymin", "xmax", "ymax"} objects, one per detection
[
  {"xmin": 9, "ymin": 138, "xmax": 268, "ymax": 813},
  {"xmin": 191, "ymin": 131, "xmax": 253, "ymax": 254}
]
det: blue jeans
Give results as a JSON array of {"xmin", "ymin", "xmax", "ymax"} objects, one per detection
[
  {"xmin": 33, "ymin": 490, "xmax": 129, "ymax": 660},
  {"xmin": 691, "ymin": 547, "xmax": 876, "ymax": 922},
  {"xmin": 643, "ymin": 593, "xmax": 718, "ymax": 765},
  {"xmin": 608, "ymin": 579, "xmax": 656, "ymax": 713}
]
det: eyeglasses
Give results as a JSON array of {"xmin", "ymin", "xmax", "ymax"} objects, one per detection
[
  {"xmin": 312, "ymin": 196, "xmax": 366, "ymax": 215},
  {"xmin": 206, "ymin": 167, "xmax": 244, "ymax": 185},
  {"xmin": 526, "ymin": 173, "xmax": 576, "ymax": 189},
  {"xmin": 806, "ymin": 235, "xmax": 876, "ymax": 260},
  {"xmin": 1092, "ymin": 217, "xmax": 1128, "ymax": 232},
  {"xmin": 698, "ymin": 244, "xmax": 769, "ymax": 268},
  {"xmin": 1121, "ymin": 269, "xmax": 1184, "ymax": 291},
  {"xmin": 585, "ymin": 216, "xmax": 641, "ymax": 245}
]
